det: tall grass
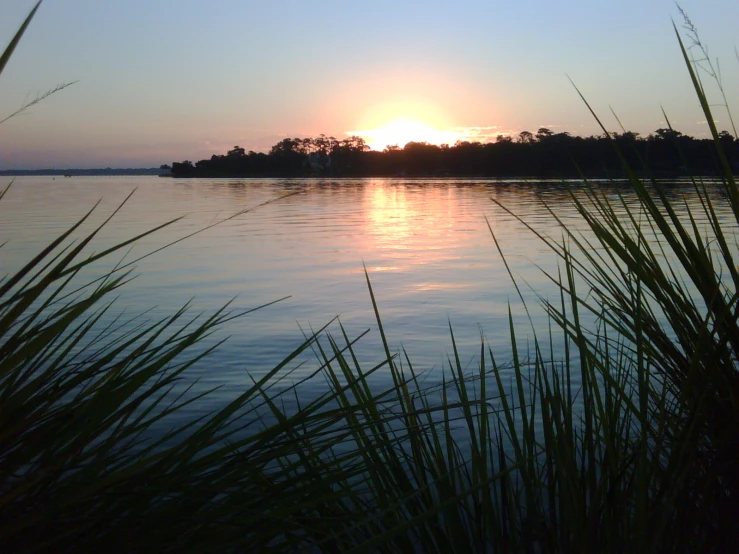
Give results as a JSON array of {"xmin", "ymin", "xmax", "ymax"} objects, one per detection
[{"xmin": 2, "ymin": 3, "xmax": 737, "ymax": 552}]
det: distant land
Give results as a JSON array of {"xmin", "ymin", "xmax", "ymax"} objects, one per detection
[
  {"xmin": 169, "ymin": 129, "xmax": 739, "ymax": 179},
  {"xmin": 0, "ymin": 168, "xmax": 169, "ymax": 177}
]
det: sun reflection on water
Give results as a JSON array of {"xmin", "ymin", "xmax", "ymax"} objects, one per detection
[{"xmin": 363, "ymin": 182, "xmax": 462, "ymax": 275}]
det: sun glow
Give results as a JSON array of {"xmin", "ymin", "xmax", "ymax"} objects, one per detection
[{"xmin": 349, "ymin": 120, "xmax": 463, "ymax": 152}]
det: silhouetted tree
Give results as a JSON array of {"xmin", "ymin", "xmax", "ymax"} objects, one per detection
[
  {"xmin": 518, "ymin": 131, "xmax": 535, "ymax": 144},
  {"xmin": 718, "ymin": 130, "xmax": 734, "ymax": 150},
  {"xmin": 653, "ymin": 128, "xmax": 683, "ymax": 141},
  {"xmin": 536, "ymin": 127, "xmax": 554, "ymax": 141}
]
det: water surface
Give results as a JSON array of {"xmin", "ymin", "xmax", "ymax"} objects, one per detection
[{"xmin": 2, "ymin": 176, "xmax": 729, "ymax": 414}]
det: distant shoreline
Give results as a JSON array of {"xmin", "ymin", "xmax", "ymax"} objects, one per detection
[
  {"xmin": 1, "ymin": 169, "xmax": 714, "ymax": 180},
  {"xmin": 0, "ymin": 168, "xmax": 167, "ymax": 177},
  {"xmin": 159, "ymin": 170, "xmax": 694, "ymax": 180}
]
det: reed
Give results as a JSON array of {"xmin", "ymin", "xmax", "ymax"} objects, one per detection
[{"xmin": 2, "ymin": 3, "xmax": 736, "ymax": 552}]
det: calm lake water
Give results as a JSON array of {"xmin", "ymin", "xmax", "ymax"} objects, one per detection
[{"xmin": 2, "ymin": 176, "xmax": 732, "ymax": 418}]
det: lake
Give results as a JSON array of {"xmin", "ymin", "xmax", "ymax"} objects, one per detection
[{"xmin": 2, "ymin": 176, "xmax": 731, "ymax": 418}]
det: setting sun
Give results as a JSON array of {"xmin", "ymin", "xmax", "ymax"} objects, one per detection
[{"xmin": 350, "ymin": 120, "xmax": 463, "ymax": 152}]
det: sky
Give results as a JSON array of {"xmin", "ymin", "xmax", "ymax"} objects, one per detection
[{"xmin": 1, "ymin": 0, "xmax": 739, "ymax": 169}]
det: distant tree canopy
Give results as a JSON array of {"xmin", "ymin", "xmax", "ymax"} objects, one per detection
[{"xmin": 169, "ymin": 130, "xmax": 739, "ymax": 178}]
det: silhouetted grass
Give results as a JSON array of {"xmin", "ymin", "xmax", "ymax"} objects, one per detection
[{"xmin": 2, "ymin": 3, "xmax": 737, "ymax": 552}]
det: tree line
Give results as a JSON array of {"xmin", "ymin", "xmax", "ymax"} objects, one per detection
[{"xmin": 168, "ymin": 128, "xmax": 739, "ymax": 178}]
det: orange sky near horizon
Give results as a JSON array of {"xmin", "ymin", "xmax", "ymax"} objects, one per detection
[{"xmin": 2, "ymin": 0, "xmax": 739, "ymax": 168}]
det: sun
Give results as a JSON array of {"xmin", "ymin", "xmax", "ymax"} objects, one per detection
[{"xmin": 349, "ymin": 119, "xmax": 462, "ymax": 152}]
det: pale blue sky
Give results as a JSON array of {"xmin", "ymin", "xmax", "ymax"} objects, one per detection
[{"xmin": 1, "ymin": 0, "xmax": 738, "ymax": 168}]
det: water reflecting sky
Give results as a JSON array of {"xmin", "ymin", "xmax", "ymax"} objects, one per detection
[{"xmin": 2, "ymin": 176, "xmax": 731, "ymax": 411}]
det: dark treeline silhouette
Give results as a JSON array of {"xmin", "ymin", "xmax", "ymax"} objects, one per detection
[{"xmin": 169, "ymin": 128, "xmax": 739, "ymax": 178}]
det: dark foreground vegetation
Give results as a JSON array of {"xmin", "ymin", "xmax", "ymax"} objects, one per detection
[
  {"xmin": 170, "ymin": 127, "xmax": 739, "ymax": 179},
  {"xmin": 3, "ymin": 3, "xmax": 738, "ymax": 552}
]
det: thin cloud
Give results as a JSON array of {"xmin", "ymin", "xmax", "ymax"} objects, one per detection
[{"xmin": 453, "ymin": 126, "xmax": 506, "ymax": 143}]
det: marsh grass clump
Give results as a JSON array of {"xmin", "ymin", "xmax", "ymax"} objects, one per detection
[{"xmin": 2, "ymin": 2, "xmax": 738, "ymax": 552}]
